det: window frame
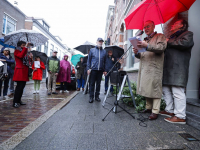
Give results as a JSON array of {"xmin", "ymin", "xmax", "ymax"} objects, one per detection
[
  {"xmin": 44, "ymin": 41, "xmax": 49, "ymax": 54},
  {"xmin": 2, "ymin": 13, "xmax": 17, "ymax": 34},
  {"xmin": 50, "ymin": 44, "xmax": 54, "ymax": 56}
]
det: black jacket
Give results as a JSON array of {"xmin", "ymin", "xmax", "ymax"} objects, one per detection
[
  {"xmin": 82, "ymin": 56, "xmax": 88, "ymax": 80},
  {"xmin": 105, "ymin": 55, "xmax": 117, "ymax": 73},
  {"xmin": 163, "ymin": 31, "xmax": 194, "ymax": 87}
]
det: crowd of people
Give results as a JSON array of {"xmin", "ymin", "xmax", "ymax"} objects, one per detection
[
  {"xmin": 76, "ymin": 18, "xmax": 194, "ymax": 125},
  {"xmin": 0, "ymin": 18, "xmax": 194, "ymax": 125}
]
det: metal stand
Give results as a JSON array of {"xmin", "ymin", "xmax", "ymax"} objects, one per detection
[
  {"xmin": 102, "ymin": 73, "xmax": 136, "ymax": 121},
  {"xmin": 102, "ymin": 74, "xmax": 135, "ymax": 107}
]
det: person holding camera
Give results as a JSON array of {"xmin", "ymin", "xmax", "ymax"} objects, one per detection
[{"xmin": 13, "ymin": 41, "xmax": 32, "ymax": 108}]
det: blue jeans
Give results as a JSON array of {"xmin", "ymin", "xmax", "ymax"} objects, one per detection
[
  {"xmin": 105, "ymin": 73, "xmax": 113, "ymax": 92},
  {"xmin": 77, "ymin": 75, "xmax": 85, "ymax": 88},
  {"xmin": 9, "ymin": 73, "xmax": 15, "ymax": 93},
  {"xmin": 0, "ymin": 78, "xmax": 10, "ymax": 96}
]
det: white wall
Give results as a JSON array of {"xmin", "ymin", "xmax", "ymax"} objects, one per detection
[
  {"xmin": 186, "ymin": 0, "xmax": 200, "ymax": 99},
  {"xmin": 32, "ymin": 24, "xmax": 66, "ymax": 59}
]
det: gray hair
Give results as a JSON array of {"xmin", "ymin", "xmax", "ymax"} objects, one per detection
[{"xmin": 145, "ymin": 20, "xmax": 155, "ymax": 26}]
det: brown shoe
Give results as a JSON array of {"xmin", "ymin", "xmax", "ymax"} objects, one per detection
[
  {"xmin": 8, "ymin": 93, "xmax": 14, "ymax": 98},
  {"xmin": 159, "ymin": 110, "xmax": 175, "ymax": 117},
  {"xmin": 149, "ymin": 113, "xmax": 158, "ymax": 120},
  {"xmin": 82, "ymin": 88, "xmax": 84, "ymax": 91},
  {"xmin": 77, "ymin": 88, "xmax": 80, "ymax": 91},
  {"xmin": 164, "ymin": 116, "xmax": 186, "ymax": 124},
  {"xmin": 140, "ymin": 109, "xmax": 152, "ymax": 113}
]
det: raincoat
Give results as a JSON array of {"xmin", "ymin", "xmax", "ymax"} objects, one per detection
[
  {"xmin": 135, "ymin": 33, "xmax": 167, "ymax": 99},
  {"xmin": 32, "ymin": 61, "xmax": 45, "ymax": 81},
  {"xmin": 56, "ymin": 55, "xmax": 71, "ymax": 83}
]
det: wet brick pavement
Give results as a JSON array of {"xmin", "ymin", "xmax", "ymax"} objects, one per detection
[{"xmin": 0, "ymin": 82, "xmax": 75, "ymax": 144}]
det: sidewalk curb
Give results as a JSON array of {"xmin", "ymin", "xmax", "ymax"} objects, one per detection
[{"xmin": 0, "ymin": 91, "xmax": 78, "ymax": 150}]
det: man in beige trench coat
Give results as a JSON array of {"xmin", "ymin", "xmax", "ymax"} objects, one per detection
[{"xmin": 133, "ymin": 20, "xmax": 167, "ymax": 120}]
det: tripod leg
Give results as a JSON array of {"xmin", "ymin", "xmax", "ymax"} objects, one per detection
[
  {"xmin": 117, "ymin": 75, "xmax": 127, "ymax": 101},
  {"xmin": 102, "ymin": 106, "xmax": 115, "ymax": 121},
  {"xmin": 117, "ymin": 105, "xmax": 135, "ymax": 119},
  {"xmin": 102, "ymin": 83, "xmax": 111, "ymax": 106}
]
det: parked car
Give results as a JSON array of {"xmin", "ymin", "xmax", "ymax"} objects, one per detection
[{"xmin": 46, "ymin": 65, "xmax": 77, "ymax": 90}]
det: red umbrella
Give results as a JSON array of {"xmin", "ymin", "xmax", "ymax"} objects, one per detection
[{"xmin": 125, "ymin": 0, "xmax": 196, "ymax": 30}]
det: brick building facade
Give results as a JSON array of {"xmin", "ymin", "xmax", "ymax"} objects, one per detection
[
  {"xmin": 0, "ymin": 0, "xmax": 26, "ymax": 51},
  {"xmin": 105, "ymin": 0, "xmax": 200, "ymax": 129}
]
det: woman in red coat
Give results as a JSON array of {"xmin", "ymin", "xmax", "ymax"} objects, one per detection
[
  {"xmin": 32, "ymin": 56, "xmax": 45, "ymax": 94},
  {"xmin": 13, "ymin": 41, "xmax": 32, "ymax": 108}
]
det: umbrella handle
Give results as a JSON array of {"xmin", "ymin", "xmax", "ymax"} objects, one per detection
[{"xmin": 26, "ymin": 33, "xmax": 28, "ymax": 42}]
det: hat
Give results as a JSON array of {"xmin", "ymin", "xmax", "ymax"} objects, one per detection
[
  {"xmin": 3, "ymin": 48, "xmax": 10, "ymax": 51},
  {"xmin": 97, "ymin": 38, "xmax": 104, "ymax": 42},
  {"xmin": 53, "ymin": 50, "xmax": 58, "ymax": 53}
]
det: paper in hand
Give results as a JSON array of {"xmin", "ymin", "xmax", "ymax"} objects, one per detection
[
  {"xmin": 129, "ymin": 36, "xmax": 146, "ymax": 53},
  {"xmin": 34, "ymin": 61, "xmax": 40, "ymax": 68}
]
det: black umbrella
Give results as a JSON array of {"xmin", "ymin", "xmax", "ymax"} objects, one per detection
[
  {"xmin": 31, "ymin": 51, "xmax": 48, "ymax": 65},
  {"xmin": 104, "ymin": 45, "xmax": 124, "ymax": 58},
  {"xmin": 74, "ymin": 41, "xmax": 95, "ymax": 54}
]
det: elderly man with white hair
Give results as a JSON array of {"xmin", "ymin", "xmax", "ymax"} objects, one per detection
[{"xmin": 133, "ymin": 20, "xmax": 167, "ymax": 120}]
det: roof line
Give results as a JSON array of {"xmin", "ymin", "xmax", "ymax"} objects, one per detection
[
  {"xmin": 5, "ymin": 0, "xmax": 26, "ymax": 17},
  {"xmin": 32, "ymin": 19, "xmax": 66, "ymax": 49}
]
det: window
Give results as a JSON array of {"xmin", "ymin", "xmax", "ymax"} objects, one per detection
[
  {"xmin": 36, "ymin": 45, "xmax": 41, "ymax": 52},
  {"xmin": 50, "ymin": 44, "xmax": 54, "ymax": 56},
  {"xmin": 44, "ymin": 42, "xmax": 48, "ymax": 54},
  {"xmin": 2, "ymin": 13, "xmax": 16, "ymax": 34},
  {"xmin": 43, "ymin": 22, "xmax": 49, "ymax": 31},
  {"xmin": 51, "ymin": 44, "xmax": 54, "ymax": 51}
]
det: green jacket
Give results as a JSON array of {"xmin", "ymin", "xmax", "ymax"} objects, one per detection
[{"xmin": 47, "ymin": 56, "xmax": 60, "ymax": 73}]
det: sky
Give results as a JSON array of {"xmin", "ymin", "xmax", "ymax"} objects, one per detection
[{"xmin": 8, "ymin": 0, "xmax": 114, "ymax": 48}]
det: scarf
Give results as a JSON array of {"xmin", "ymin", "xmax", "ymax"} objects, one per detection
[
  {"xmin": 16, "ymin": 46, "xmax": 22, "ymax": 51},
  {"xmin": 169, "ymin": 30, "xmax": 185, "ymax": 39},
  {"xmin": 144, "ymin": 32, "xmax": 157, "ymax": 41}
]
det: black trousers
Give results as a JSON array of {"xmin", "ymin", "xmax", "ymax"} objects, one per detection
[
  {"xmin": 89, "ymin": 70, "xmax": 103, "ymax": 99},
  {"xmin": 60, "ymin": 82, "xmax": 67, "ymax": 91},
  {"xmin": 13, "ymin": 81, "xmax": 26, "ymax": 104}
]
